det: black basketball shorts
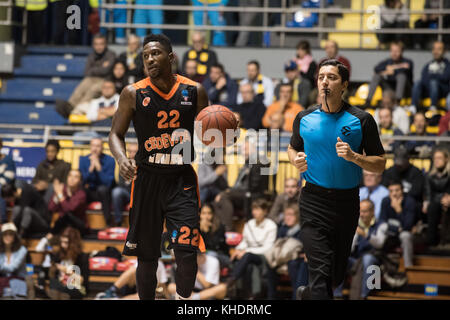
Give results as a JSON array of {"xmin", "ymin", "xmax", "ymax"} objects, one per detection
[{"xmin": 123, "ymin": 164, "xmax": 206, "ymax": 260}]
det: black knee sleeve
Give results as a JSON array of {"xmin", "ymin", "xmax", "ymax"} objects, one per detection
[
  {"xmin": 136, "ymin": 258, "xmax": 158, "ymax": 300},
  {"xmin": 174, "ymin": 248, "xmax": 198, "ymax": 298}
]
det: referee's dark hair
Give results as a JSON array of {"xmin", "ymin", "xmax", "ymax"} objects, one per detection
[
  {"xmin": 143, "ymin": 33, "xmax": 173, "ymax": 53},
  {"xmin": 318, "ymin": 59, "xmax": 349, "ymax": 84}
]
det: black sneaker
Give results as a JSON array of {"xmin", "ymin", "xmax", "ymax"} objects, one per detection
[
  {"xmin": 296, "ymin": 286, "xmax": 311, "ymax": 300},
  {"xmin": 55, "ymin": 99, "xmax": 73, "ymax": 119}
]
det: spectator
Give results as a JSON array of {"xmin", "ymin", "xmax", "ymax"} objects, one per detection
[
  {"xmin": 438, "ymin": 109, "xmax": 450, "ymax": 135},
  {"xmin": 133, "ymin": 0, "xmax": 163, "ymax": 39},
  {"xmin": 318, "ymin": 40, "xmax": 352, "ymax": 80},
  {"xmin": 192, "ymin": 0, "xmax": 228, "ymax": 46},
  {"xmin": 274, "ymin": 60, "xmax": 312, "ymax": 108},
  {"xmin": 111, "ymin": 143, "xmax": 138, "ymax": 227},
  {"xmin": 360, "ymin": 170, "xmax": 390, "ymax": 221},
  {"xmin": 0, "ymin": 223, "xmax": 28, "ymax": 298},
  {"xmin": 199, "ymin": 203, "xmax": 230, "ymax": 268},
  {"xmin": 266, "ymin": 204, "xmax": 308, "ymax": 300},
  {"xmin": 365, "ymin": 41, "xmax": 413, "ymax": 106},
  {"xmin": 405, "ymin": 112, "xmax": 435, "ymax": 158},
  {"xmin": 237, "ymin": 60, "xmax": 274, "ymax": 107},
  {"xmin": 182, "ymin": 59, "xmax": 205, "ymax": 83},
  {"xmin": 213, "ymin": 140, "xmax": 269, "ymax": 230},
  {"xmin": 198, "ymin": 150, "xmax": 228, "ymax": 204},
  {"xmin": 378, "ymin": 107, "xmax": 404, "ymax": 153},
  {"xmin": 202, "ymin": 63, "xmax": 238, "ymax": 108},
  {"xmin": 423, "ymin": 148, "xmax": 450, "ymax": 245},
  {"xmin": 55, "ymin": 34, "xmax": 116, "ymax": 118},
  {"xmin": 413, "ymin": 0, "xmax": 450, "ymax": 49},
  {"xmin": 376, "ymin": 0, "xmax": 409, "ymax": 47},
  {"xmin": 268, "ymin": 178, "xmax": 301, "ymax": 224},
  {"xmin": 79, "ymin": 138, "xmax": 116, "ymax": 227},
  {"xmin": 382, "ymin": 145, "xmax": 426, "ymax": 206},
  {"xmin": 374, "ymin": 89, "xmax": 410, "ymax": 134},
  {"xmin": 231, "ymin": 83, "xmax": 266, "ymax": 130},
  {"xmin": 98, "ymin": 0, "xmax": 127, "ymax": 44},
  {"xmin": 48, "ymin": 169, "xmax": 88, "ymax": 236},
  {"xmin": 235, "ymin": 0, "xmax": 261, "ymax": 47},
  {"xmin": 168, "ymin": 252, "xmax": 227, "ymax": 300},
  {"xmin": 0, "ymin": 138, "xmax": 16, "ymax": 223},
  {"xmin": 32, "ymin": 139, "xmax": 71, "ymax": 203},
  {"xmin": 294, "ymin": 40, "xmax": 318, "ymax": 88},
  {"xmin": 412, "ymin": 41, "xmax": 450, "ymax": 109},
  {"xmin": 1, "ymin": 183, "xmax": 50, "ymax": 237},
  {"xmin": 439, "ymin": 115, "xmax": 450, "ymax": 150},
  {"xmin": 379, "ymin": 180, "xmax": 417, "ymax": 267},
  {"xmin": 262, "ymin": 83, "xmax": 304, "ymax": 132},
  {"xmin": 181, "ymin": 31, "xmax": 218, "ymax": 80},
  {"xmin": 48, "ymin": 227, "xmax": 89, "ymax": 299},
  {"xmin": 225, "ymin": 199, "xmax": 277, "ymax": 299},
  {"xmin": 110, "ymin": 60, "xmax": 129, "ymax": 94},
  {"xmin": 118, "ymin": 34, "xmax": 145, "ymax": 83},
  {"xmin": 96, "ymin": 260, "xmax": 169, "ymax": 300}
]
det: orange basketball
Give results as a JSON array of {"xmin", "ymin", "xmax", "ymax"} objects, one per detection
[{"xmin": 195, "ymin": 105, "xmax": 238, "ymax": 147}]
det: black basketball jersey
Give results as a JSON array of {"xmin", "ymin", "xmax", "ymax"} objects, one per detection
[{"xmin": 132, "ymin": 74, "xmax": 199, "ymax": 170}]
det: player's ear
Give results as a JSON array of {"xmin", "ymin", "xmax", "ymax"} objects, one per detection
[{"xmin": 168, "ymin": 52, "xmax": 175, "ymax": 64}]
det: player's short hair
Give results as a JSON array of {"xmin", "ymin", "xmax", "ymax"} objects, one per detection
[
  {"xmin": 143, "ymin": 33, "xmax": 173, "ymax": 53},
  {"xmin": 210, "ymin": 63, "xmax": 225, "ymax": 73},
  {"xmin": 318, "ymin": 59, "xmax": 349, "ymax": 83},
  {"xmin": 247, "ymin": 60, "xmax": 260, "ymax": 70},
  {"xmin": 251, "ymin": 198, "xmax": 270, "ymax": 212},
  {"xmin": 45, "ymin": 139, "xmax": 60, "ymax": 152}
]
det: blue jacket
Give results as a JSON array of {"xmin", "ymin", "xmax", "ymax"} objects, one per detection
[
  {"xmin": 352, "ymin": 221, "xmax": 380, "ymax": 258},
  {"xmin": 79, "ymin": 153, "xmax": 115, "ymax": 190},
  {"xmin": 0, "ymin": 155, "xmax": 16, "ymax": 187},
  {"xmin": 202, "ymin": 73, "xmax": 238, "ymax": 108},
  {"xmin": 277, "ymin": 223, "xmax": 301, "ymax": 241},
  {"xmin": 0, "ymin": 246, "xmax": 28, "ymax": 278},
  {"xmin": 420, "ymin": 58, "xmax": 450, "ymax": 84},
  {"xmin": 379, "ymin": 195, "xmax": 417, "ymax": 232},
  {"xmin": 374, "ymin": 57, "xmax": 414, "ymax": 83}
]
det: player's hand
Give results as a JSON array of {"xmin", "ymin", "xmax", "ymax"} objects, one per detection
[
  {"xmin": 336, "ymin": 137, "xmax": 355, "ymax": 161},
  {"xmin": 293, "ymin": 152, "xmax": 308, "ymax": 173},
  {"xmin": 119, "ymin": 158, "xmax": 137, "ymax": 182}
]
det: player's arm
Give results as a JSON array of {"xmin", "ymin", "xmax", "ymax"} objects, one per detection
[
  {"xmin": 108, "ymin": 85, "xmax": 137, "ymax": 181},
  {"xmin": 288, "ymin": 113, "xmax": 307, "ymax": 172},
  {"xmin": 196, "ymin": 83, "xmax": 209, "ymax": 115}
]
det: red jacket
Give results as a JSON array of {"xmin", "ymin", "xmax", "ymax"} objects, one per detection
[{"xmin": 48, "ymin": 186, "xmax": 87, "ymax": 224}]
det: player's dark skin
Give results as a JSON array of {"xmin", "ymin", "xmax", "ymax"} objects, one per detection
[{"xmin": 109, "ymin": 41, "xmax": 209, "ymax": 181}]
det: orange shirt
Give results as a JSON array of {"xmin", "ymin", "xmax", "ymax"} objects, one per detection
[{"xmin": 262, "ymin": 101, "xmax": 304, "ymax": 132}]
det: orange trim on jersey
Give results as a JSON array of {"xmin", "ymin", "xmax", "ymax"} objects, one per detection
[
  {"xmin": 128, "ymin": 167, "xmax": 138, "ymax": 208},
  {"xmin": 198, "ymin": 234, "xmax": 206, "ymax": 253},
  {"xmin": 148, "ymin": 74, "xmax": 181, "ymax": 100},
  {"xmin": 177, "ymin": 74, "xmax": 199, "ymax": 87},
  {"xmin": 132, "ymin": 77, "xmax": 151, "ymax": 90}
]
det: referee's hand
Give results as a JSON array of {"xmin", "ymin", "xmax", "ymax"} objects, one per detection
[
  {"xmin": 336, "ymin": 137, "xmax": 355, "ymax": 161},
  {"xmin": 119, "ymin": 158, "xmax": 137, "ymax": 182},
  {"xmin": 294, "ymin": 152, "xmax": 308, "ymax": 173}
]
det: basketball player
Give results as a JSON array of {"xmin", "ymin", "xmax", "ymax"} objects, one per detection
[
  {"xmin": 109, "ymin": 34, "xmax": 209, "ymax": 300},
  {"xmin": 288, "ymin": 59, "xmax": 386, "ymax": 300}
]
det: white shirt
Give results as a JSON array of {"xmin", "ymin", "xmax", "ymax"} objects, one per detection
[
  {"xmin": 374, "ymin": 106, "xmax": 410, "ymax": 134},
  {"xmin": 236, "ymin": 218, "xmax": 277, "ymax": 255},
  {"xmin": 156, "ymin": 260, "xmax": 168, "ymax": 284},
  {"xmin": 194, "ymin": 255, "xmax": 220, "ymax": 290},
  {"xmin": 237, "ymin": 75, "xmax": 274, "ymax": 107},
  {"xmin": 86, "ymin": 93, "xmax": 120, "ymax": 121}
]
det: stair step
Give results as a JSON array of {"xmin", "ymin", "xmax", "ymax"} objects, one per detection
[
  {"xmin": 406, "ymin": 267, "xmax": 450, "ymax": 286},
  {"xmin": 24, "ymin": 238, "xmax": 125, "ymax": 254},
  {"xmin": 27, "ymin": 45, "xmax": 92, "ymax": 56}
]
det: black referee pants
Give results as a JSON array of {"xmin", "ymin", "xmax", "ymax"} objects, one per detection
[{"xmin": 299, "ymin": 182, "xmax": 360, "ymax": 300}]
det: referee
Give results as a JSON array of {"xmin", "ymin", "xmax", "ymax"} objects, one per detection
[{"xmin": 288, "ymin": 59, "xmax": 386, "ymax": 300}]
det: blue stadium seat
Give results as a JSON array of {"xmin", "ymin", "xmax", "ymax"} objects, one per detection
[
  {"xmin": 14, "ymin": 55, "xmax": 86, "ymax": 78},
  {"xmin": 26, "ymin": 45, "xmax": 92, "ymax": 56},
  {"xmin": 0, "ymin": 102, "xmax": 66, "ymax": 125}
]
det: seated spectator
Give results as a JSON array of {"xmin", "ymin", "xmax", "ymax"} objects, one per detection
[
  {"xmin": 379, "ymin": 180, "xmax": 417, "ymax": 267},
  {"xmin": 199, "ymin": 203, "xmax": 230, "ymax": 269},
  {"xmin": 318, "ymin": 40, "xmax": 352, "ymax": 80},
  {"xmin": 198, "ymin": 150, "xmax": 228, "ymax": 204},
  {"xmin": 202, "ymin": 63, "xmax": 238, "ymax": 108},
  {"xmin": 48, "ymin": 169, "xmax": 88, "ymax": 236},
  {"xmin": 423, "ymin": 148, "xmax": 450, "ymax": 246},
  {"xmin": 438, "ymin": 115, "xmax": 450, "ymax": 150},
  {"xmin": 192, "ymin": 0, "xmax": 227, "ymax": 46},
  {"xmin": 118, "ymin": 34, "xmax": 145, "ymax": 83},
  {"xmin": 376, "ymin": 0, "xmax": 409, "ymax": 48},
  {"xmin": 79, "ymin": 138, "xmax": 116, "ymax": 227},
  {"xmin": 182, "ymin": 59, "xmax": 205, "ymax": 83},
  {"xmin": 225, "ymin": 199, "xmax": 277, "ymax": 299},
  {"xmin": 374, "ymin": 89, "xmax": 410, "ymax": 134},
  {"xmin": 32, "ymin": 140, "xmax": 71, "ymax": 203},
  {"xmin": 213, "ymin": 140, "xmax": 270, "ymax": 230},
  {"xmin": 0, "ymin": 223, "xmax": 28, "ymax": 299},
  {"xmin": 262, "ymin": 83, "xmax": 304, "ymax": 132},
  {"xmin": 294, "ymin": 40, "xmax": 317, "ymax": 89},
  {"xmin": 405, "ymin": 112, "xmax": 435, "ymax": 158},
  {"xmin": 96, "ymin": 260, "xmax": 169, "ymax": 300},
  {"xmin": 1, "ymin": 183, "xmax": 50, "ymax": 237},
  {"xmin": 274, "ymin": 60, "xmax": 311, "ymax": 108},
  {"xmin": 412, "ymin": 41, "xmax": 450, "ymax": 110},
  {"xmin": 168, "ymin": 252, "xmax": 227, "ymax": 300},
  {"xmin": 181, "ymin": 31, "xmax": 218, "ymax": 80},
  {"xmin": 266, "ymin": 204, "xmax": 308, "ymax": 300},
  {"xmin": 231, "ymin": 83, "xmax": 266, "ymax": 130},
  {"xmin": 382, "ymin": 145, "xmax": 426, "ymax": 206},
  {"xmin": 110, "ymin": 60, "xmax": 129, "ymax": 94},
  {"xmin": 55, "ymin": 34, "xmax": 116, "ymax": 118},
  {"xmin": 414, "ymin": 0, "xmax": 450, "ymax": 50},
  {"xmin": 111, "ymin": 143, "xmax": 138, "ymax": 226},
  {"xmin": 47, "ymin": 227, "xmax": 89, "ymax": 300},
  {"xmin": 378, "ymin": 107, "xmax": 404, "ymax": 152},
  {"xmin": 0, "ymin": 138, "xmax": 16, "ymax": 223},
  {"xmin": 360, "ymin": 170, "xmax": 389, "ymax": 221},
  {"xmin": 268, "ymin": 178, "xmax": 301, "ymax": 224},
  {"xmin": 438, "ymin": 109, "xmax": 450, "ymax": 135},
  {"xmin": 237, "ymin": 60, "xmax": 274, "ymax": 107},
  {"xmin": 365, "ymin": 41, "xmax": 413, "ymax": 106}
]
